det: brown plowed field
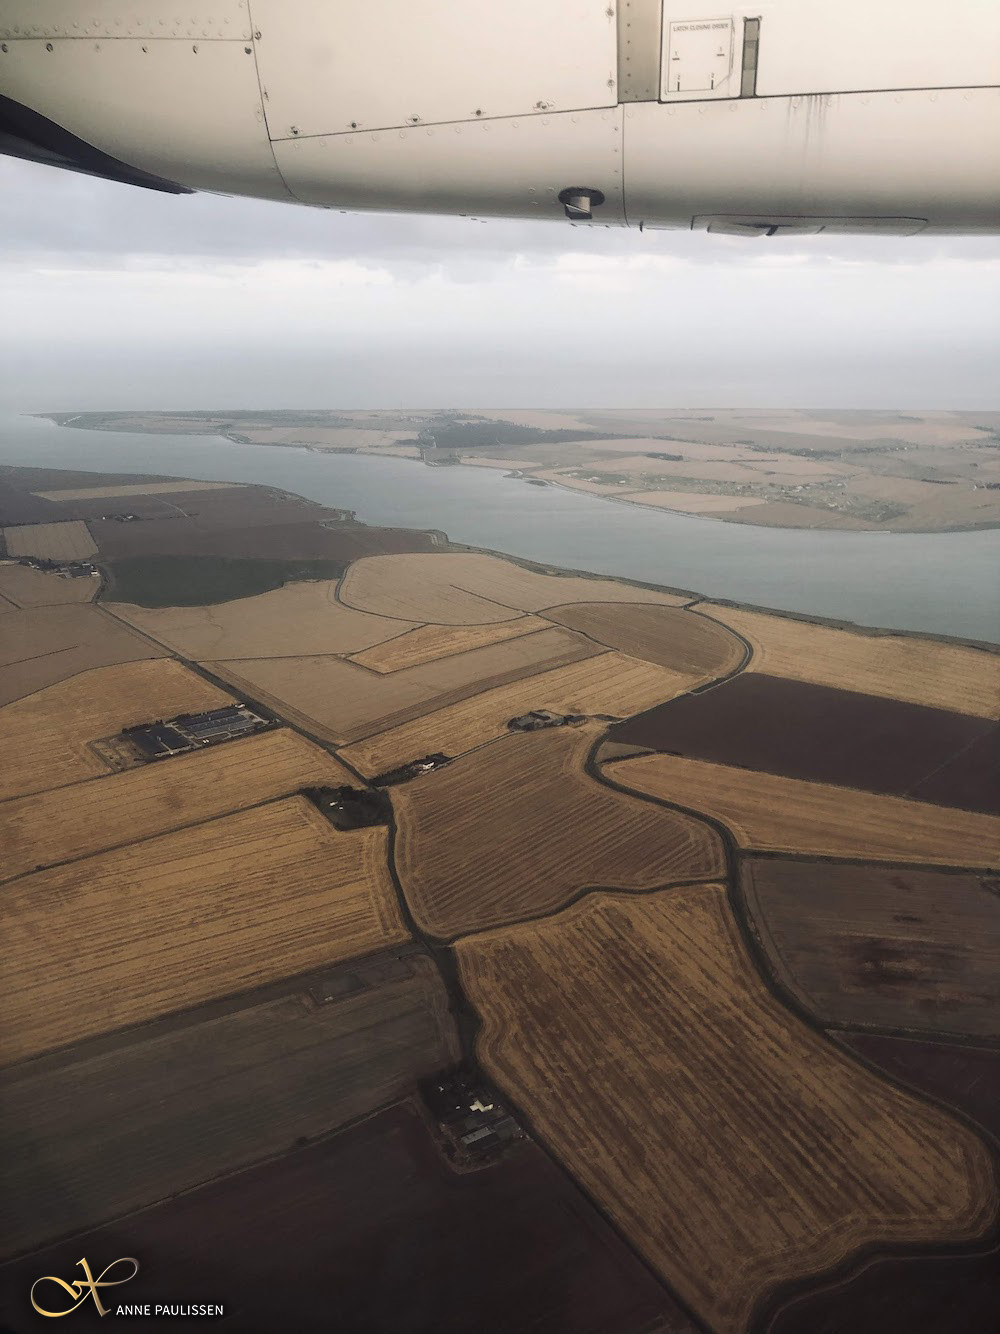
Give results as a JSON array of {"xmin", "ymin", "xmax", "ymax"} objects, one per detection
[
  {"xmin": 0, "ymin": 660, "xmax": 233, "ymax": 801},
  {"xmin": 211, "ymin": 627, "xmax": 598, "ymax": 744},
  {"xmin": 741, "ymin": 859, "xmax": 1000, "ymax": 1038},
  {"xmin": 547, "ymin": 602, "xmax": 745, "ymax": 677},
  {"xmin": 393, "ymin": 725, "xmax": 725, "ymax": 938},
  {"xmin": 838, "ymin": 1034, "xmax": 1000, "ymax": 1141},
  {"xmin": 0, "ymin": 604, "xmax": 166, "ymax": 705},
  {"xmin": 0, "ymin": 564, "xmax": 96, "ymax": 607},
  {"xmin": 2, "ymin": 521, "xmax": 96, "ymax": 561},
  {"xmin": 695, "ymin": 603, "xmax": 999, "ymax": 719},
  {"xmin": 342, "ymin": 651, "xmax": 692, "ymax": 776},
  {"xmin": 0, "ymin": 1102, "xmax": 699, "ymax": 1334},
  {"xmin": 350, "ymin": 615, "xmax": 550, "ymax": 672},
  {"xmin": 0, "ymin": 729, "xmax": 354, "ymax": 880},
  {"xmin": 764, "ymin": 1245, "xmax": 1000, "ymax": 1334},
  {"xmin": 93, "ymin": 518, "xmax": 440, "ymax": 561},
  {"xmin": 458, "ymin": 886, "xmax": 997, "ymax": 1334},
  {"xmin": 113, "ymin": 579, "xmax": 412, "ymax": 658},
  {"xmin": 0, "ymin": 953, "xmax": 458, "ymax": 1255},
  {"xmin": 606, "ymin": 754, "xmax": 1000, "ymax": 867},
  {"xmin": 87, "ymin": 481, "xmax": 441, "ymax": 559},
  {"xmin": 1, "ymin": 797, "xmax": 406, "ymax": 1064},
  {"xmin": 611, "ymin": 674, "xmax": 999, "ymax": 815},
  {"xmin": 339, "ymin": 551, "xmax": 687, "ymax": 623}
]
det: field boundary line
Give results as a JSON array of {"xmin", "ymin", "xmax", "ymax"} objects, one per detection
[
  {"xmin": 596, "ymin": 756, "xmax": 1000, "ymax": 872},
  {"xmin": 0, "ymin": 726, "xmax": 275, "ymax": 806},
  {"xmin": 743, "ymin": 847, "xmax": 1000, "ymax": 876},
  {"xmin": 0, "ymin": 943, "xmax": 436, "ymax": 1079},
  {"xmin": 0, "ymin": 1095, "xmax": 423, "ymax": 1267},
  {"xmin": 330, "ymin": 640, "xmax": 606, "ymax": 749},
  {"xmin": 349, "ymin": 619, "xmax": 552, "ymax": 674},
  {"xmin": 440, "ymin": 877, "xmax": 726, "ymax": 948},
  {"xmin": 0, "ymin": 788, "xmax": 312, "ymax": 888}
]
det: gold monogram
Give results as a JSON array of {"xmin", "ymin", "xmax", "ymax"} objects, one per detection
[{"xmin": 31, "ymin": 1257, "xmax": 139, "ymax": 1318}]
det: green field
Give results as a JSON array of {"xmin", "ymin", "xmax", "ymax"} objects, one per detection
[{"xmin": 102, "ymin": 555, "xmax": 348, "ymax": 606}]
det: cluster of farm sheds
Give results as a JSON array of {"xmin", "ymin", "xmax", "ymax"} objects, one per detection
[{"xmin": 0, "ymin": 471, "xmax": 998, "ymax": 1334}]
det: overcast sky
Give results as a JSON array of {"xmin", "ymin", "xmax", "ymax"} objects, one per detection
[{"xmin": 2, "ymin": 155, "xmax": 998, "ymax": 412}]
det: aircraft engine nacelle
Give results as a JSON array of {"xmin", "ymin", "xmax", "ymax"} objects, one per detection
[{"xmin": 1, "ymin": 0, "xmax": 998, "ymax": 235}]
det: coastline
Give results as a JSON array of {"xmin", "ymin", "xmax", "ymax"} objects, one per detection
[{"xmin": 36, "ymin": 413, "xmax": 1000, "ymax": 537}]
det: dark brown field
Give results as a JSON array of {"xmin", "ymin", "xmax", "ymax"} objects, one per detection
[
  {"xmin": 546, "ymin": 602, "xmax": 745, "ymax": 679},
  {"xmin": 611, "ymin": 674, "xmax": 999, "ymax": 814},
  {"xmin": 0, "ymin": 952, "xmax": 458, "ymax": 1256},
  {"xmin": 741, "ymin": 859, "xmax": 1000, "ymax": 1038},
  {"xmin": 88, "ymin": 484, "xmax": 439, "ymax": 561},
  {"xmin": 0, "ymin": 481, "xmax": 67, "ymax": 527},
  {"xmin": 0, "ymin": 1101, "xmax": 696, "ymax": 1334},
  {"xmin": 762, "ymin": 1245, "xmax": 1000, "ymax": 1334},
  {"xmin": 839, "ymin": 1033, "xmax": 1000, "ymax": 1140}
]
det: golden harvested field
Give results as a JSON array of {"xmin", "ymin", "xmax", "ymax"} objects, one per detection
[
  {"xmin": 0, "ymin": 659, "xmax": 232, "ymax": 801},
  {"xmin": 696, "ymin": 603, "xmax": 999, "ymax": 719},
  {"xmin": 394, "ymin": 725, "xmax": 724, "ymax": 938},
  {"xmin": 0, "ymin": 604, "xmax": 166, "ymax": 705},
  {"xmin": 606, "ymin": 754, "xmax": 1000, "ymax": 867},
  {"xmin": 32, "ymin": 480, "xmax": 237, "ymax": 502},
  {"xmin": 459, "ymin": 886, "xmax": 997, "ymax": 1334},
  {"xmin": 2, "ymin": 520, "xmax": 97, "ymax": 560},
  {"xmin": 0, "ymin": 729, "xmax": 354, "ymax": 880},
  {"xmin": 2, "ymin": 797, "xmax": 407, "ymax": 1065},
  {"xmin": 341, "ymin": 651, "xmax": 693, "ymax": 777},
  {"xmin": 0, "ymin": 562, "xmax": 96, "ymax": 606},
  {"xmin": 339, "ymin": 552, "xmax": 688, "ymax": 623},
  {"xmin": 114, "ymin": 580, "xmax": 412, "ymax": 659},
  {"xmin": 350, "ymin": 615, "xmax": 549, "ymax": 672},
  {"xmin": 212, "ymin": 627, "xmax": 597, "ymax": 744},
  {"xmin": 546, "ymin": 603, "xmax": 745, "ymax": 678},
  {"xmin": 741, "ymin": 859, "xmax": 1000, "ymax": 1039}
]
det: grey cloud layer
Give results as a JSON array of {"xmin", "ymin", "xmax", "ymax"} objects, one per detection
[{"xmin": 1, "ymin": 157, "xmax": 998, "ymax": 411}]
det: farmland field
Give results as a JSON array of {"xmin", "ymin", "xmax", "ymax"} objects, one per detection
[
  {"xmin": 0, "ymin": 659, "xmax": 233, "ymax": 800},
  {"xmin": 546, "ymin": 602, "xmax": 745, "ymax": 677},
  {"xmin": 764, "ymin": 1245, "xmax": 1000, "ymax": 1334},
  {"xmin": 89, "ymin": 502, "xmax": 440, "ymax": 562},
  {"xmin": 623, "ymin": 490, "xmax": 767, "ymax": 513},
  {"xmin": 0, "ymin": 1101, "xmax": 699, "ymax": 1334},
  {"xmin": 0, "ymin": 952, "xmax": 458, "ymax": 1255},
  {"xmin": 103, "ymin": 555, "xmax": 350, "ymax": 607},
  {"xmin": 611, "ymin": 675, "xmax": 999, "ymax": 814},
  {"xmin": 1, "ymin": 797, "xmax": 407, "ymax": 1064},
  {"xmin": 2, "ymin": 520, "xmax": 96, "ymax": 561},
  {"xmin": 393, "ymin": 725, "xmax": 725, "ymax": 938},
  {"xmin": 350, "ymin": 615, "xmax": 550, "ymax": 672},
  {"xmin": 839, "ymin": 1034, "xmax": 1000, "ymax": 1141},
  {"xmin": 342, "ymin": 650, "xmax": 693, "ymax": 776},
  {"xmin": 458, "ymin": 885, "xmax": 997, "ymax": 1334},
  {"xmin": 694, "ymin": 603, "xmax": 999, "ymax": 718},
  {"xmin": 0, "ymin": 603, "xmax": 166, "ymax": 705},
  {"xmin": 0, "ymin": 563, "xmax": 96, "ymax": 607},
  {"xmin": 0, "ymin": 729, "xmax": 355, "ymax": 880},
  {"xmin": 605, "ymin": 754, "xmax": 1000, "ymax": 867},
  {"xmin": 113, "ymin": 578, "xmax": 410, "ymax": 657},
  {"xmin": 741, "ymin": 859, "xmax": 1000, "ymax": 1038},
  {"xmin": 211, "ymin": 626, "xmax": 598, "ymax": 744},
  {"xmin": 339, "ymin": 551, "xmax": 688, "ymax": 623},
  {"xmin": 32, "ymin": 480, "xmax": 237, "ymax": 502}
]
